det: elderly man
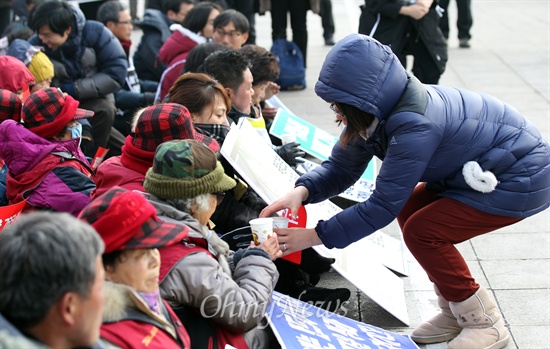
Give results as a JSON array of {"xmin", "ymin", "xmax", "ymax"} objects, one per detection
[
  {"xmin": 97, "ymin": 0, "xmax": 157, "ymax": 136},
  {"xmin": 0, "ymin": 212, "xmax": 105, "ymax": 348}
]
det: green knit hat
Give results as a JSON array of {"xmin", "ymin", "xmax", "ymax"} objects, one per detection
[{"xmin": 143, "ymin": 139, "xmax": 236, "ymax": 199}]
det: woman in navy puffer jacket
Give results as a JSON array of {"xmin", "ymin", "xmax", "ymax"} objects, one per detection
[{"xmin": 262, "ymin": 34, "xmax": 550, "ymax": 349}]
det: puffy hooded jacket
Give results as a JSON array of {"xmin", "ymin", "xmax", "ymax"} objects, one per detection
[
  {"xmin": 157, "ymin": 24, "xmax": 206, "ymax": 101},
  {"xmin": 0, "ymin": 120, "xmax": 95, "ymax": 215},
  {"xmin": 28, "ymin": 4, "xmax": 127, "ymax": 100},
  {"xmin": 300, "ymin": 34, "xmax": 550, "ymax": 249}
]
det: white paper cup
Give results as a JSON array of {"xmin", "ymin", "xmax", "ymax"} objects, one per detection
[
  {"xmin": 249, "ymin": 218, "xmax": 273, "ymax": 245},
  {"xmin": 272, "ymin": 217, "xmax": 289, "ymax": 229},
  {"xmin": 280, "ymin": 133, "xmax": 297, "ymax": 145}
]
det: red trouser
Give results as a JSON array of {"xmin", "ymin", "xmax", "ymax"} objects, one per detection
[{"xmin": 397, "ymin": 183, "xmax": 522, "ymax": 302}]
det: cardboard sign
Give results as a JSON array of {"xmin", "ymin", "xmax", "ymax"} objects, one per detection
[
  {"xmin": 267, "ymin": 291, "xmax": 419, "ymax": 349},
  {"xmin": 0, "ymin": 200, "xmax": 27, "ymax": 231}
]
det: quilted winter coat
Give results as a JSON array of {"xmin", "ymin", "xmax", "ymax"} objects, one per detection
[
  {"xmin": 28, "ymin": 5, "xmax": 127, "ymax": 101},
  {"xmin": 298, "ymin": 34, "xmax": 550, "ymax": 249},
  {"xmin": 157, "ymin": 24, "xmax": 206, "ymax": 102},
  {"xmin": 0, "ymin": 120, "xmax": 95, "ymax": 215}
]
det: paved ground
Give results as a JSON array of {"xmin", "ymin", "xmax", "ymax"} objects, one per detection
[
  {"xmin": 128, "ymin": 1, "xmax": 549, "ymax": 347},
  {"xmin": 252, "ymin": 1, "xmax": 549, "ymax": 348}
]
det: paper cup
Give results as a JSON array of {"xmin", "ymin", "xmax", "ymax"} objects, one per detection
[
  {"xmin": 272, "ymin": 217, "xmax": 289, "ymax": 229},
  {"xmin": 249, "ymin": 218, "xmax": 273, "ymax": 245},
  {"xmin": 280, "ymin": 133, "xmax": 296, "ymax": 145}
]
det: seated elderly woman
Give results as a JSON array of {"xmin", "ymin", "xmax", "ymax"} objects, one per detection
[
  {"xmin": 79, "ymin": 186, "xmax": 192, "ymax": 349},
  {"xmin": 142, "ymin": 139, "xmax": 282, "ymax": 349},
  {"xmin": 0, "ymin": 87, "xmax": 95, "ymax": 215}
]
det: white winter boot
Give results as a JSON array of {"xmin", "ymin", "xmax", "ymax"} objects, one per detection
[
  {"xmin": 447, "ymin": 287, "xmax": 510, "ymax": 349},
  {"xmin": 411, "ymin": 285, "xmax": 462, "ymax": 344}
]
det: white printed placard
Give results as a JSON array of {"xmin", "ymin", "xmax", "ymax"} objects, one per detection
[{"xmin": 267, "ymin": 291, "xmax": 419, "ymax": 349}]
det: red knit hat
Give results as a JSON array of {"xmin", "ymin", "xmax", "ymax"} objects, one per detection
[
  {"xmin": 0, "ymin": 89, "xmax": 22, "ymax": 122},
  {"xmin": 134, "ymin": 103, "xmax": 219, "ymax": 153},
  {"xmin": 22, "ymin": 87, "xmax": 94, "ymax": 139},
  {"xmin": 78, "ymin": 187, "xmax": 189, "ymax": 254}
]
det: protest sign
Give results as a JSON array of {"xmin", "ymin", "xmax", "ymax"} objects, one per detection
[
  {"xmin": 267, "ymin": 291, "xmax": 419, "ymax": 349},
  {"xmin": 0, "ymin": 199, "xmax": 26, "ymax": 231}
]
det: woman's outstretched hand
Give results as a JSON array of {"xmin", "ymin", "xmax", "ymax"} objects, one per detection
[
  {"xmin": 274, "ymin": 228, "xmax": 322, "ymax": 257},
  {"xmin": 260, "ymin": 186, "xmax": 309, "ymax": 220}
]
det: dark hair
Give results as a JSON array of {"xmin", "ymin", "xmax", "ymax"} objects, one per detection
[
  {"xmin": 163, "ymin": 0, "xmax": 194, "ymax": 15},
  {"xmin": 197, "ymin": 0, "xmax": 227, "ymax": 9},
  {"xmin": 182, "ymin": 2, "xmax": 222, "ymax": 33},
  {"xmin": 97, "ymin": 0, "xmax": 127, "ymax": 25},
  {"xmin": 0, "ymin": 212, "xmax": 104, "ymax": 329},
  {"xmin": 184, "ymin": 42, "xmax": 228, "ymax": 73},
  {"xmin": 29, "ymin": 0, "xmax": 74, "ymax": 35},
  {"xmin": 203, "ymin": 50, "xmax": 250, "ymax": 91},
  {"xmin": 213, "ymin": 9, "xmax": 249, "ymax": 34},
  {"xmin": 335, "ymin": 102, "xmax": 377, "ymax": 145},
  {"xmin": 167, "ymin": 72, "xmax": 231, "ymax": 116},
  {"xmin": 102, "ymin": 250, "xmax": 124, "ymax": 269},
  {"xmin": 239, "ymin": 44, "xmax": 279, "ymax": 85},
  {"xmin": 6, "ymin": 28, "xmax": 34, "ymax": 44}
]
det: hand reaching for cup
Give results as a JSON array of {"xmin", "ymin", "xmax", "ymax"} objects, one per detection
[{"xmin": 251, "ymin": 232, "xmax": 283, "ymax": 260}]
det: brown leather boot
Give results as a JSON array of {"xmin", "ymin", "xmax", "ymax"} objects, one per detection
[
  {"xmin": 448, "ymin": 287, "xmax": 510, "ymax": 349},
  {"xmin": 411, "ymin": 285, "xmax": 462, "ymax": 344}
]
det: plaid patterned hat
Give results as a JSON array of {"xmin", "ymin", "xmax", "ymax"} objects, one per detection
[
  {"xmin": 22, "ymin": 87, "xmax": 94, "ymax": 139},
  {"xmin": 78, "ymin": 187, "xmax": 189, "ymax": 254},
  {"xmin": 144, "ymin": 140, "xmax": 236, "ymax": 199},
  {"xmin": 134, "ymin": 103, "xmax": 220, "ymax": 153},
  {"xmin": 0, "ymin": 89, "xmax": 22, "ymax": 122}
]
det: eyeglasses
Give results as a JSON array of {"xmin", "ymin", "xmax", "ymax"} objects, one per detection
[
  {"xmin": 115, "ymin": 20, "xmax": 133, "ymax": 25},
  {"xmin": 330, "ymin": 103, "xmax": 344, "ymax": 117},
  {"xmin": 214, "ymin": 192, "xmax": 225, "ymax": 206},
  {"xmin": 214, "ymin": 28, "xmax": 242, "ymax": 38}
]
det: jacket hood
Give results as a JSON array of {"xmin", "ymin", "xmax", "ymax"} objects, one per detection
[
  {"xmin": 159, "ymin": 24, "xmax": 205, "ymax": 65},
  {"xmin": 314, "ymin": 34, "xmax": 409, "ymax": 121},
  {"xmin": 0, "ymin": 120, "xmax": 84, "ymax": 176},
  {"xmin": 146, "ymin": 194, "xmax": 232, "ymax": 276},
  {"xmin": 139, "ymin": 9, "xmax": 173, "ymax": 42},
  {"xmin": 58, "ymin": 4, "xmax": 86, "ymax": 50},
  {"xmin": 6, "ymin": 39, "xmax": 40, "ymax": 65},
  {"xmin": 0, "ymin": 56, "xmax": 34, "ymax": 92}
]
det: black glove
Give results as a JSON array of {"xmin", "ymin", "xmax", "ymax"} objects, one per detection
[{"xmin": 274, "ymin": 142, "xmax": 306, "ymax": 166}]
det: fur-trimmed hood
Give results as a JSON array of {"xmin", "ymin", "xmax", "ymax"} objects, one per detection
[{"xmin": 102, "ymin": 281, "xmax": 137, "ymax": 322}]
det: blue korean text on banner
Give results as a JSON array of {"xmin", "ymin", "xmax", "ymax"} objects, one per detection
[
  {"xmin": 267, "ymin": 291, "xmax": 420, "ymax": 349},
  {"xmin": 271, "ymin": 39, "xmax": 306, "ymax": 91}
]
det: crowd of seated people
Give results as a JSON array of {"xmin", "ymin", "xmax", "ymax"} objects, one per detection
[{"xmin": 0, "ymin": 1, "xmax": 351, "ymax": 348}]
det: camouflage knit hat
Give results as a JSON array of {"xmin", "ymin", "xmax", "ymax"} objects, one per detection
[{"xmin": 143, "ymin": 140, "xmax": 236, "ymax": 199}]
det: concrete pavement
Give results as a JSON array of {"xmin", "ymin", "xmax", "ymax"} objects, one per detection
[{"xmin": 252, "ymin": 1, "xmax": 550, "ymax": 348}]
